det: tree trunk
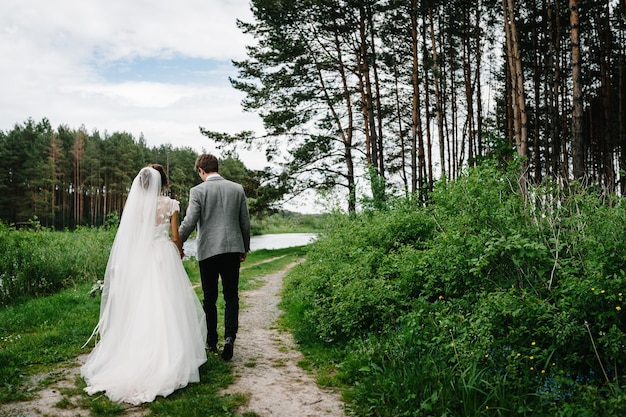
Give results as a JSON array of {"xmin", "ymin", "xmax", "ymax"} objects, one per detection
[
  {"xmin": 366, "ymin": 3, "xmax": 385, "ymax": 178},
  {"xmin": 410, "ymin": 0, "xmax": 420, "ymax": 193},
  {"xmin": 474, "ymin": 4, "xmax": 484, "ymax": 161},
  {"xmin": 503, "ymin": 0, "xmax": 529, "ymax": 161},
  {"xmin": 392, "ymin": 57, "xmax": 409, "ymax": 195},
  {"xmin": 420, "ymin": 8, "xmax": 433, "ymax": 192},
  {"xmin": 357, "ymin": 5, "xmax": 377, "ymax": 171},
  {"xmin": 570, "ymin": 0, "xmax": 585, "ymax": 181},
  {"xmin": 428, "ymin": 7, "xmax": 446, "ymax": 178},
  {"xmin": 462, "ymin": 7, "xmax": 475, "ymax": 166},
  {"xmin": 72, "ymin": 132, "xmax": 85, "ymax": 227}
]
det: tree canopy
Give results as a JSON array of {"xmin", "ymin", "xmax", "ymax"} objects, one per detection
[
  {"xmin": 0, "ymin": 119, "xmax": 280, "ymax": 228},
  {"xmin": 205, "ymin": 0, "xmax": 626, "ymax": 212}
]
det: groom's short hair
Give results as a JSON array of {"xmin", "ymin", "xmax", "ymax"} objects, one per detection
[{"xmin": 195, "ymin": 154, "xmax": 219, "ymax": 174}]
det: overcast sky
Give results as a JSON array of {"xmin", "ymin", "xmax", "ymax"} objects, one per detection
[{"xmin": 0, "ymin": 0, "xmax": 269, "ymax": 168}]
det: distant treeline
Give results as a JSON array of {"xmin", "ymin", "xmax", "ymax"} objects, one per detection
[{"xmin": 0, "ymin": 118, "xmax": 270, "ymax": 229}]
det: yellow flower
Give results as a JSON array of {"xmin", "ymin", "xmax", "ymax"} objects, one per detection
[
  {"xmin": 601, "ymin": 290, "xmax": 606, "ymax": 294},
  {"xmin": 529, "ymin": 356, "xmax": 534, "ymax": 360},
  {"xmin": 531, "ymin": 341, "xmax": 536, "ymax": 346},
  {"xmin": 530, "ymin": 366, "xmax": 534, "ymax": 371},
  {"xmin": 485, "ymin": 354, "xmax": 489, "ymax": 358},
  {"xmin": 516, "ymin": 353, "xmax": 521, "ymax": 357},
  {"xmin": 616, "ymin": 306, "xmax": 622, "ymax": 311},
  {"xmin": 541, "ymin": 369, "xmax": 546, "ymax": 374},
  {"xmin": 438, "ymin": 295, "xmax": 444, "ymax": 300},
  {"xmin": 592, "ymin": 287, "xmax": 595, "ymax": 291}
]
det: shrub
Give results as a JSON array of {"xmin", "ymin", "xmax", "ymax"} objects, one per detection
[
  {"xmin": 281, "ymin": 160, "xmax": 626, "ymax": 416},
  {"xmin": 0, "ymin": 223, "xmax": 114, "ymax": 304}
]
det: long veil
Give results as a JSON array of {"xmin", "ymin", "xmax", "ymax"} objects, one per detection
[{"xmin": 85, "ymin": 167, "xmax": 161, "ymax": 344}]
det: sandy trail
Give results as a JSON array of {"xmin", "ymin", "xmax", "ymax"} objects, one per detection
[{"xmin": 221, "ymin": 262, "xmax": 347, "ymax": 416}]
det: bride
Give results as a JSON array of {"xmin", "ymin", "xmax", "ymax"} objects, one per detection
[{"xmin": 81, "ymin": 164, "xmax": 207, "ymax": 405}]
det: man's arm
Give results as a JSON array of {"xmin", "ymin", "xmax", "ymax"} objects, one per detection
[{"xmin": 239, "ymin": 187, "xmax": 251, "ymax": 253}]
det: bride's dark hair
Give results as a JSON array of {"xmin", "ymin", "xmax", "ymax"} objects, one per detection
[{"xmin": 148, "ymin": 164, "xmax": 169, "ymax": 188}]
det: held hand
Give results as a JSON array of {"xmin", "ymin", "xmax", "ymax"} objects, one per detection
[{"xmin": 239, "ymin": 252, "xmax": 247, "ymax": 262}]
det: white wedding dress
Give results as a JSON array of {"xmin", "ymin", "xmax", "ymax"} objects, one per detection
[{"xmin": 81, "ymin": 167, "xmax": 207, "ymax": 405}]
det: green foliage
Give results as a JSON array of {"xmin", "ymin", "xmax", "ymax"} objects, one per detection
[
  {"xmin": 0, "ymin": 119, "xmax": 282, "ymax": 229},
  {"xmin": 282, "ymin": 200, "xmax": 434, "ymax": 344},
  {"xmin": 281, "ymin": 160, "xmax": 626, "ymax": 416},
  {"xmin": 220, "ymin": 154, "xmax": 289, "ymax": 217},
  {"xmin": 0, "ymin": 223, "xmax": 114, "ymax": 304},
  {"xmin": 361, "ymin": 165, "xmax": 388, "ymax": 212}
]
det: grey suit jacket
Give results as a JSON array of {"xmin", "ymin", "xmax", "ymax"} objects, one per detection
[{"xmin": 179, "ymin": 174, "xmax": 251, "ymax": 261}]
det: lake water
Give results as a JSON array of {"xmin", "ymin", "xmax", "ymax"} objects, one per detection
[{"xmin": 183, "ymin": 232, "xmax": 317, "ymax": 258}]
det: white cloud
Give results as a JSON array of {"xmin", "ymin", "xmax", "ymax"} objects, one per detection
[
  {"xmin": 2, "ymin": 0, "xmax": 254, "ymax": 61},
  {"xmin": 76, "ymin": 82, "xmax": 196, "ymax": 108},
  {"xmin": 0, "ymin": 0, "xmax": 262, "ymax": 150},
  {"xmin": 0, "ymin": 0, "xmax": 325, "ymax": 213}
]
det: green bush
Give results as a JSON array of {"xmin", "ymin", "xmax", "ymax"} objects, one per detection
[
  {"xmin": 282, "ymin": 201, "xmax": 434, "ymax": 344},
  {"xmin": 0, "ymin": 223, "xmax": 114, "ymax": 304},
  {"xmin": 281, "ymin": 160, "xmax": 626, "ymax": 416}
]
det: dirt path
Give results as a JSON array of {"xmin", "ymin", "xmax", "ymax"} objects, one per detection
[
  {"xmin": 0, "ymin": 262, "xmax": 347, "ymax": 417},
  {"xmin": 221, "ymin": 262, "xmax": 347, "ymax": 417}
]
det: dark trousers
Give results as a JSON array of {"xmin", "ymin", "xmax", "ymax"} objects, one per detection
[{"xmin": 199, "ymin": 253, "xmax": 241, "ymax": 346}]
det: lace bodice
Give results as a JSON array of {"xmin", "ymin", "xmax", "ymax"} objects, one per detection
[{"xmin": 155, "ymin": 196, "xmax": 180, "ymax": 240}]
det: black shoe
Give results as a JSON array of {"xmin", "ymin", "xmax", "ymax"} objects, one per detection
[
  {"xmin": 206, "ymin": 344, "xmax": 218, "ymax": 353},
  {"xmin": 221, "ymin": 337, "xmax": 234, "ymax": 361}
]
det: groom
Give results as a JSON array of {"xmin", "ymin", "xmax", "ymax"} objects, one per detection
[{"xmin": 179, "ymin": 153, "xmax": 251, "ymax": 361}]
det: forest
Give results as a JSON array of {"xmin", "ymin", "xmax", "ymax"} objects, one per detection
[
  {"xmin": 206, "ymin": 0, "xmax": 626, "ymax": 212},
  {"xmin": 1, "ymin": 0, "xmax": 625, "ymax": 224},
  {"xmin": 0, "ymin": 118, "xmax": 283, "ymax": 229}
]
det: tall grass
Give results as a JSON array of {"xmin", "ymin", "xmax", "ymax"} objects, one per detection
[
  {"xmin": 0, "ymin": 223, "xmax": 114, "ymax": 304},
  {"xmin": 281, "ymin": 160, "xmax": 626, "ymax": 416},
  {"xmin": 0, "ymin": 211, "xmax": 316, "ymax": 306}
]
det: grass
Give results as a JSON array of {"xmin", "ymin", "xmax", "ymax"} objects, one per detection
[
  {"xmin": 0, "ymin": 245, "xmax": 309, "ymax": 416},
  {"xmin": 240, "ymin": 246, "xmax": 307, "ymax": 290}
]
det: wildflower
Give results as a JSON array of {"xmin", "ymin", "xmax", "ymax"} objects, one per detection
[
  {"xmin": 530, "ymin": 366, "xmax": 534, "ymax": 371},
  {"xmin": 516, "ymin": 353, "xmax": 521, "ymax": 357},
  {"xmin": 592, "ymin": 287, "xmax": 595, "ymax": 291},
  {"xmin": 616, "ymin": 306, "xmax": 622, "ymax": 311},
  {"xmin": 601, "ymin": 290, "xmax": 606, "ymax": 294},
  {"xmin": 485, "ymin": 354, "xmax": 489, "ymax": 358},
  {"xmin": 531, "ymin": 341, "xmax": 536, "ymax": 346},
  {"xmin": 541, "ymin": 369, "xmax": 546, "ymax": 374},
  {"xmin": 438, "ymin": 295, "xmax": 444, "ymax": 300},
  {"xmin": 529, "ymin": 356, "xmax": 534, "ymax": 360}
]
